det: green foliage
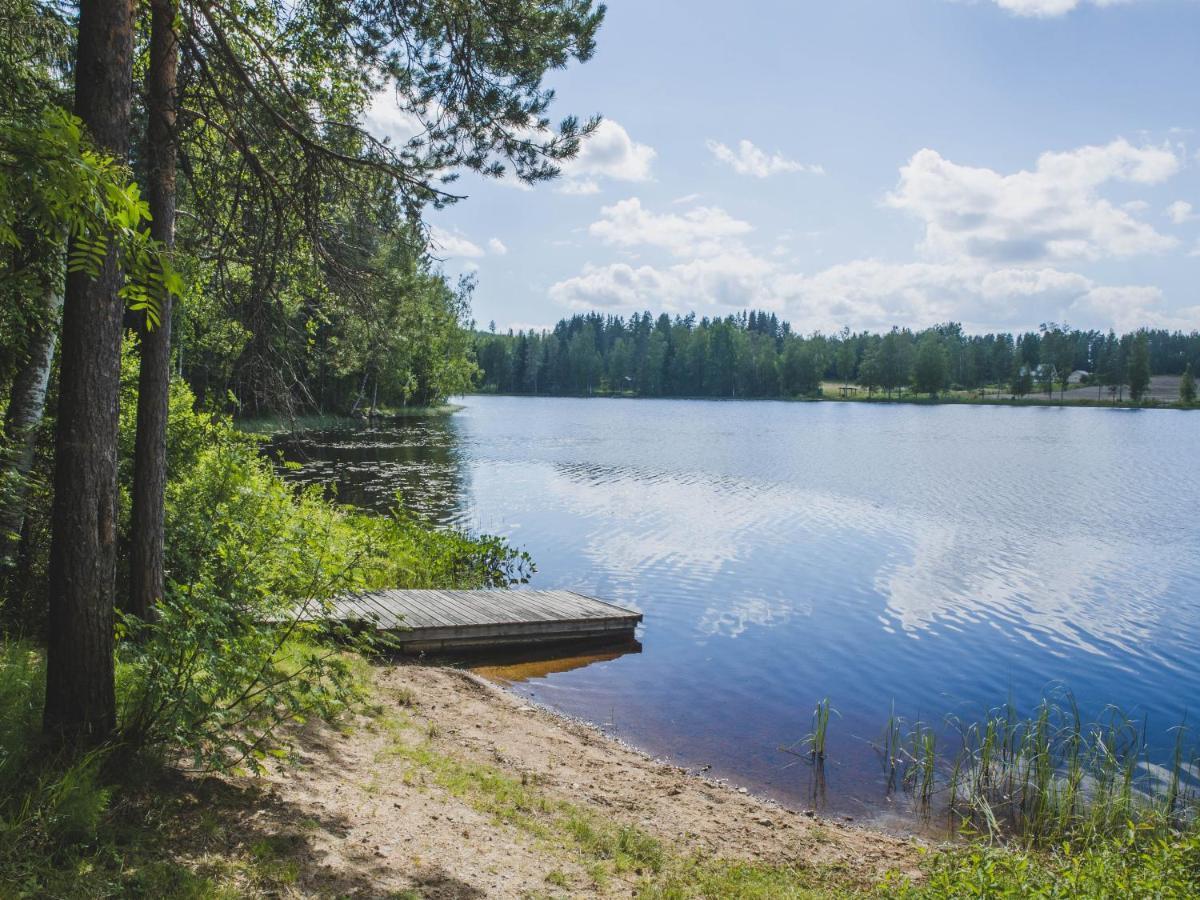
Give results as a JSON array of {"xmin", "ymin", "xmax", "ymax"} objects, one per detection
[
  {"xmin": 110, "ymin": 356, "xmax": 528, "ymax": 768},
  {"xmin": 885, "ymin": 825, "xmax": 1200, "ymax": 898},
  {"xmin": 165, "ymin": 0, "xmax": 604, "ymax": 417},
  {"xmin": 1179, "ymin": 364, "xmax": 1195, "ymax": 405},
  {"xmin": 0, "ymin": 106, "xmax": 184, "ymax": 328},
  {"xmin": 475, "ymin": 312, "xmax": 1200, "ymax": 403},
  {"xmin": 1128, "ymin": 332, "xmax": 1153, "ymax": 403},
  {"xmin": 0, "ymin": 644, "xmax": 113, "ymax": 881},
  {"xmin": 912, "ymin": 332, "xmax": 950, "ymax": 397}
]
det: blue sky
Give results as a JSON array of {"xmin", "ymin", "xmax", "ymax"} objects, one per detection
[{"xmin": 369, "ymin": 0, "xmax": 1200, "ymax": 334}]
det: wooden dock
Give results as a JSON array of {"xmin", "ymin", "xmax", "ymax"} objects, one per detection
[{"xmin": 313, "ymin": 589, "xmax": 642, "ymax": 653}]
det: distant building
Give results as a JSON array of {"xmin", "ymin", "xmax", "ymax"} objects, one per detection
[{"xmin": 1067, "ymin": 369, "xmax": 1090, "ymax": 384}]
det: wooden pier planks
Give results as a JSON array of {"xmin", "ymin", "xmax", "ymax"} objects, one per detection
[{"xmin": 307, "ymin": 589, "xmax": 642, "ymax": 652}]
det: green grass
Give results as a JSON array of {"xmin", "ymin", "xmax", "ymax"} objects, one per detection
[
  {"xmin": 885, "ymin": 826, "xmax": 1200, "ymax": 898},
  {"xmin": 376, "ymin": 712, "xmax": 665, "ymax": 889}
]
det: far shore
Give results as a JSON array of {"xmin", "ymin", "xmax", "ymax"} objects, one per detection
[{"xmin": 464, "ymin": 380, "xmax": 1194, "ymax": 411}]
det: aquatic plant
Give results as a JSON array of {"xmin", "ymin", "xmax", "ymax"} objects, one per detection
[
  {"xmin": 915, "ymin": 696, "xmax": 1197, "ymax": 846},
  {"xmin": 782, "ymin": 698, "xmax": 838, "ymax": 765}
]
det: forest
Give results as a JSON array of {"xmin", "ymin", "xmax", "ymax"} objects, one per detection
[
  {"xmin": 0, "ymin": 0, "xmax": 597, "ymax": 891},
  {"xmin": 474, "ymin": 311, "xmax": 1200, "ymax": 403}
]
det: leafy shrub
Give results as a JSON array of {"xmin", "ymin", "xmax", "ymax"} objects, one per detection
[
  {"xmin": 0, "ymin": 644, "xmax": 112, "ymax": 873},
  {"xmin": 112, "ymin": 357, "xmax": 530, "ymax": 769}
]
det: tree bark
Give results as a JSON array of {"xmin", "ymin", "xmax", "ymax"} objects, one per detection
[
  {"xmin": 43, "ymin": 0, "xmax": 134, "ymax": 743},
  {"xmin": 128, "ymin": 0, "xmax": 177, "ymax": 622},
  {"xmin": 0, "ymin": 278, "xmax": 61, "ymax": 570}
]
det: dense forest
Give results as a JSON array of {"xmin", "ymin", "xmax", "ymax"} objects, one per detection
[
  {"xmin": 0, "ymin": 0, "xmax": 598, "ymax": 890},
  {"xmin": 474, "ymin": 311, "xmax": 1200, "ymax": 402}
]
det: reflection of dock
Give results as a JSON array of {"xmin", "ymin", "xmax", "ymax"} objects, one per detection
[
  {"xmin": 311, "ymin": 589, "xmax": 642, "ymax": 654},
  {"xmin": 472, "ymin": 639, "xmax": 642, "ymax": 683}
]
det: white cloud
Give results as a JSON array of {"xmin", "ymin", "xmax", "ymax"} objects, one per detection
[
  {"xmin": 556, "ymin": 120, "xmax": 655, "ymax": 194},
  {"xmin": 428, "ymin": 227, "xmax": 510, "ymax": 259},
  {"xmin": 1166, "ymin": 200, "xmax": 1196, "ymax": 224},
  {"xmin": 556, "ymin": 179, "xmax": 601, "ymax": 196},
  {"xmin": 363, "ymin": 90, "xmax": 426, "ymax": 146},
  {"xmin": 429, "ymin": 225, "xmax": 484, "ymax": 258},
  {"xmin": 706, "ymin": 139, "xmax": 825, "ymax": 178},
  {"xmin": 549, "ymin": 251, "xmax": 777, "ymax": 315},
  {"xmin": 987, "ymin": 0, "xmax": 1142, "ymax": 18},
  {"xmin": 549, "ymin": 254, "xmax": 1191, "ymax": 334},
  {"xmin": 886, "ymin": 139, "xmax": 1179, "ymax": 263},
  {"xmin": 588, "ymin": 197, "xmax": 753, "ymax": 258}
]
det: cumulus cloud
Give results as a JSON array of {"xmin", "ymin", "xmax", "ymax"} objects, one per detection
[
  {"xmin": 549, "ymin": 254, "xmax": 1189, "ymax": 333},
  {"xmin": 1166, "ymin": 201, "xmax": 1196, "ymax": 224},
  {"xmin": 362, "ymin": 90, "xmax": 426, "ymax": 146},
  {"xmin": 550, "ymin": 133, "xmax": 1195, "ymax": 335},
  {"xmin": 885, "ymin": 139, "xmax": 1180, "ymax": 263},
  {"xmin": 588, "ymin": 197, "xmax": 753, "ymax": 257},
  {"xmin": 429, "ymin": 227, "xmax": 509, "ymax": 259},
  {"xmin": 549, "ymin": 251, "xmax": 777, "ymax": 316},
  {"xmin": 556, "ymin": 179, "xmax": 601, "ymax": 196},
  {"xmin": 429, "ymin": 226, "xmax": 484, "ymax": 258},
  {"xmin": 706, "ymin": 139, "xmax": 825, "ymax": 178},
  {"xmin": 556, "ymin": 120, "xmax": 655, "ymax": 194},
  {"xmin": 987, "ymin": 0, "xmax": 1141, "ymax": 17}
]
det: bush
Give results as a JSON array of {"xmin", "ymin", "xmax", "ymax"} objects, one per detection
[
  {"xmin": 111, "ymin": 353, "xmax": 530, "ymax": 769},
  {"xmin": 0, "ymin": 644, "xmax": 112, "ymax": 879}
]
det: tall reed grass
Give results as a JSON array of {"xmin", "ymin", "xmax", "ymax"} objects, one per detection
[{"xmin": 859, "ymin": 693, "xmax": 1197, "ymax": 846}]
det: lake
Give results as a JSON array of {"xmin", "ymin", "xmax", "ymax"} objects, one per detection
[{"xmin": 269, "ymin": 395, "xmax": 1200, "ymax": 829}]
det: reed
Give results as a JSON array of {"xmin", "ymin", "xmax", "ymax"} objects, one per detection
[
  {"xmin": 876, "ymin": 702, "xmax": 903, "ymax": 793},
  {"xmin": 934, "ymin": 697, "xmax": 1197, "ymax": 846},
  {"xmin": 781, "ymin": 697, "xmax": 838, "ymax": 765},
  {"xmin": 803, "ymin": 691, "xmax": 1200, "ymax": 846}
]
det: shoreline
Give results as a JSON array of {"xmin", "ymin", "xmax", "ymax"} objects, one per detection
[
  {"xmin": 464, "ymin": 390, "xmax": 1194, "ymax": 411},
  {"xmin": 236, "ymin": 404, "xmax": 466, "ymax": 435},
  {"xmin": 244, "ymin": 661, "xmax": 923, "ymax": 897}
]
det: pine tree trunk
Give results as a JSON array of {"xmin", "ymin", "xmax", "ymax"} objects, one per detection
[
  {"xmin": 129, "ymin": 0, "xmax": 177, "ymax": 622},
  {"xmin": 0, "ymin": 278, "xmax": 62, "ymax": 569},
  {"xmin": 43, "ymin": 0, "xmax": 134, "ymax": 743}
]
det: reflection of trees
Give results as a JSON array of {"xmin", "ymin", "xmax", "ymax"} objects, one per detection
[{"xmin": 267, "ymin": 418, "xmax": 470, "ymax": 527}]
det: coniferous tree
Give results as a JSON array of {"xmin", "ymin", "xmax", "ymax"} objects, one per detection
[
  {"xmin": 1128, "ymin": 333, "xmax": 1152, "ymax": 403},
  {"xmin": 912, "ymin": 332, "xmax": 949, "ymax": 397},
  {"xmin": 44, "ymin": 0, "xmax": 135, "ymax": 743},
  {"xmin": 1180, "ymin": 364, "xmax": 1195, "ymax": 406}
]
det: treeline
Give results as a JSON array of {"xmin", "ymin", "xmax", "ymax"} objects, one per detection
[{"xmin": 474, "ymin": 311, "xmax": 1200, "ymax": 402}]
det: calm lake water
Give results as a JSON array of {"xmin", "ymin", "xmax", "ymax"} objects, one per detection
[{"xmin": 270, "ymin": 396, "xmax": 1200, "ymax": 828}]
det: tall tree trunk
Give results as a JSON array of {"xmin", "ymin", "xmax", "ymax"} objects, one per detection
[
  {"xmin": 128, "ymin": 0, "xmax": 177, "ymax": 621},
  {"xmin": 43, "ymin": 0, "xmax": 134, "ymax": 743},
  {"xmin": 0, "ymin": 278, "xmax": 61, "ymax": 570}
]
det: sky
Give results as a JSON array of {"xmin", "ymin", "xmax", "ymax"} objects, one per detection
[{"xmin": 369, "ymin": 0, "xmax": 1200, "ymax": 335}]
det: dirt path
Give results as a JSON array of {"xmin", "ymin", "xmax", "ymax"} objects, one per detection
[{"xmin": 198, "ymin": 662, "xmax": 922, "ymax": 898}]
